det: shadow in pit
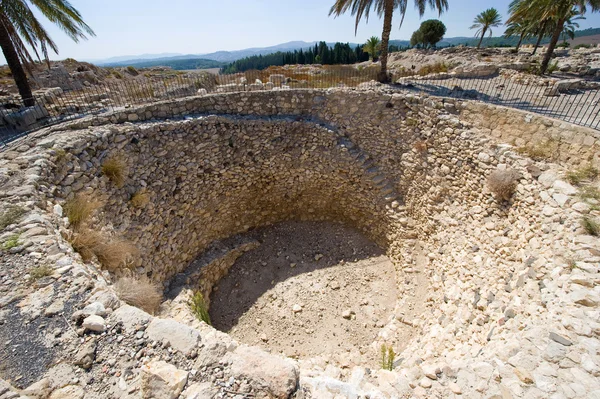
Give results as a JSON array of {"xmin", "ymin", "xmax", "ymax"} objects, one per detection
[{"xmin": 207, "ymin": 220, "xmax": 385, "ymax": 333}]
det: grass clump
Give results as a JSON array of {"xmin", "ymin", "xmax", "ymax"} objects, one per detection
[
  {"xmin": 582, "ymin": 217, "xmax": 600, "ymax": 236},
  {"xmin": 2, "ymin": 234, "xmax": 21, "ymax": 250},
  {"xmin": 0, "ymin": 206, "xmax": 26, "ymax": 230},
  {"xmin": 68, "ymin": 228, "xmax": 138, "ymax": 271},
  {"xmin": 115, "ymin": 276, "xmax": 162, "ymax": 314},
  {"xmin": 380, "ymin": 344, "xmax": 395, "ymax": 371},
  {"xmin": 130, "ymin": 189, "xmax": 150, "ymax": 209},
  {"xmin": 579, "ymin": 186, "xmax": 600, "ymax": 202},
  {"xmin": 30, "ymin": 264, "xmax": 54, "ymax": 280},
  {"xmin": 102, "ymin": 155, "xmax": 127, "ymax": 187},
  {"xmin": 64, "ymin": 193, "xmax": 103, "ymax": 229},
  {"xmin": 126, "ymin": 66, "xmax": 139, "ymax": 76},
  {"xmin": 189, "ymin": 291, "xmax": 211, "ymax": 325},
  {"xmin": 417, "ymin": 62, "xmax": 449, "ymax": 76},
  {"xmin": 566, "ymin": 165, "xmax": 598, "ymax": 186},
  {"xmin": 94, "ymin": 239, "xmax": 139, "ymax": 272},
  {"xmin": 487, "ymin": 168, "xmax": 519, "ymax": 201},
  {"xmin": 516, "ymin": 139, "xmax": 558, "ymax": 161}
]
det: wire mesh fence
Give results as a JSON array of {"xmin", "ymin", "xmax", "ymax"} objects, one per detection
[{"xmin": 1, "ymin": 66, "xmax": 599, "ymax": 147}]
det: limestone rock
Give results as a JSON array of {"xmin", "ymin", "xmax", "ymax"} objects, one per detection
[
  {"xmin": 82, "ymin": 315, "xmax": 105, "ymax": 332},
  {"xmin": 182, "ymin": 382, "xmax": 218, "ymax": 399},
  {"xmin": 146, "ymin": 318, "xmax": 201, "ymax": 354},
  {"xmin": 141, "ymin": 360, "xmax": 188, "ymax": 399},
  {"xmin": 228, "ymin": 346, "xmax": 298, "ymax": 399}
]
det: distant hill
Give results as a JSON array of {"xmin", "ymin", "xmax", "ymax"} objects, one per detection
[
  {"xmin": 93, "ymin": 28, "xmax": 600, "ymax": 70},
  {"xmin": 102, "ymin": 56, "xmax": 224, "ymax": 70}
]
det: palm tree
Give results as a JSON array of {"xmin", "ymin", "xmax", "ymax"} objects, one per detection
[
  {"xmin": 363, "ymin": 36, "xmax": 381, "ymax": 61},
  {"xmin": 329, "ymin": 0, "xmax": 449, "ymax": 83},
  {"xmin": 470, "ymin": 8, "xmax": 502, "ymax": 48},
  {"xmin": 504, "ymin": 19, "xmax": 532, "ymax": 52},
  {"xmin": 508, "ymin": 0, "xmax": 600, "ymax": 74},
  {"xmin": 0, "ymin": 0, "xmax": 95, "ymax": 107}
]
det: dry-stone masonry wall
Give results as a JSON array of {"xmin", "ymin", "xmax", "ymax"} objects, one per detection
[{"xmin": 1, "ymin": 89, "xmax": 600, "ymax": 398}]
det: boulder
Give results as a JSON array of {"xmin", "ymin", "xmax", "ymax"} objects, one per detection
[
  {"xmin": 141, "ymin": 360, "xmax": 188, "ymax": 399},
  {"xmin": 111, "ymin": 304, "xmax": 152, "ymax": 331},
  {"xmin": 228, "ymin": 346, "xmax": 298, "ymax": 399},
  {"xmin": 146, "ymin": 318, "xmax": 201, "ymax": 354},
  {"xmin": 82, "ymin": 315, "xmax": 105, "ymax": 332},
  {"xmin": 544, "ymin": 79, "xmax": 583, "ymax": 96},
  {"xmin": 453, "ymin": 63, "xmax": 499, "ymax": 78}
]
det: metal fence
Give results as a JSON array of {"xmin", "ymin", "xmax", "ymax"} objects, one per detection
[{"xmin": 1, "ymin": 67, "xmax": 599, "ymax": 147}]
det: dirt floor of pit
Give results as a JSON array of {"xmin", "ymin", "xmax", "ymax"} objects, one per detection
[{"xmin": 209, "ymin": 221, "xmax": 399, "ymax": 366}]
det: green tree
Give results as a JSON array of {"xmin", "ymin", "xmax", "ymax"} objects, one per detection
[
  {"xmin": 470, "ymin": 8, "xmax": 503, "ymax": 48},
  {"xmin": 508, "ymin": 0, "xmax": 600, "ymax": 74},
  {"xmin": 416, "ymin": 19, "xmax": 446, "ymax": 48},
  {"xmin": 0, "ymin": 0, "xmax": 95, "ymax": 106},
  {"xmin": 410, "ymin": 29, "xmax": 424, "ymax": 47},
  {"xmin": 363, "ymin": 36, "xmax": 381, "ymax": 60},
  {"xmin": 329, "ymin": 0, "xmax": 449, "ymax": 83}
]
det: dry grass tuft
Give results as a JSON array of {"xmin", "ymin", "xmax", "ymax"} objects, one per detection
[
  {"xmin": 582, "ymin": 217, "xmax": 600, "ymax": 236},
  {"xmin": 488, "ymin": 168, "xmax": 520, "ymax": 201},
  {"xmin": 115, "ymin": 276, "xmax": 162, "ymax": 314},
  {"xmin": 130, "ymin": 189, "xmax": 150, "ymax": 209},
  {"xmin": 417, "ymin": 62, "xmax": 449, "ymax": 76},
  {"xmin": 94, "ymin": 240, "xmax": 139, "ymax": 272},
  {"xmin": 516, "ymin": 139, "xmax": 559, "ymax": 161},
  {"xmin": 102, "ymin": 155, "xmax": 127, "ymax": 187},
  {"xmin": 64, "ymin": 193, "xmax": 103, "ymax": 229},
  {"xmin": 68, "ymin": 228, "xmax": 103, "ymax": 262},
  {"xmin": 0, "ymin": 206, "xmax": 26, "ymax": 230},
  {"xmin": 566, "ymin": 165, "xmax": 598, "ymax": 186}
]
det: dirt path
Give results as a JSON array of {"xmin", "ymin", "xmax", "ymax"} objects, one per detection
[{"xmin": 209, "ymin": 221, "xmax": 398, "ymax": 366}]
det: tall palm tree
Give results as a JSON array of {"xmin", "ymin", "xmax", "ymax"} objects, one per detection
[
  {"xmin": 0, "ymin": 0, "xmax": 95, "ymax": 107},
  {"xmin": 508, "ymin": 0, "xmax": 600, "ymax": 74},
  {"xmin": 329, "ymin": 0, "xmax": 449, "ymax": 83},
  {"xmin": 363, "ymin": 36, "xmax": 381, "ymax": 61},
  {"xmin": 470, "ymin": 8, "xmax": 502, "ymax": 48}
]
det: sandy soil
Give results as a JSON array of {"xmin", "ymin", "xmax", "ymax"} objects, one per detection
[{"xmin": 209, "ymin": 221, "xmax": 398, "ymax": 366}]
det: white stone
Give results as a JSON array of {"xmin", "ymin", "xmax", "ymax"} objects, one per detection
[
  {"xmin": 146, "ymin": 318, "xmax": 201, "ymax": 354},
  {"xmin": 82, "ymin": 315, "xmax": 105, "ymax": 332},
  {"xmin": 141, "ymin": 360, "xmax": 188, "ymax": 399}
]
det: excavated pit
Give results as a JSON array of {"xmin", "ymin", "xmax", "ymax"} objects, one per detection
[{"xmin": 208, "ymin": 221, "xmax": 399, "ymax": 365}]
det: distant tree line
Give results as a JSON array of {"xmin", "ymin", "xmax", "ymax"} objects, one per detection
[{"xmin": 222, "ymin": 41, "xmax": 374, "ymax": 73}]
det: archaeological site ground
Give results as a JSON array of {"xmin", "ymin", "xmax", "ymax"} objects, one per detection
[{"xmin": 1, "ymin": 48, "xmax": 600, "ymax": 399}]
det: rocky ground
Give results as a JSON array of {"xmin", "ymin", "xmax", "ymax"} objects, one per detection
[{"xmin": 210, "ymin": 221, "xmax": 400, "ymax": 366}]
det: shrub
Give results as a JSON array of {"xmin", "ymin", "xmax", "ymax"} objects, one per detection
[
  {"xmin": 380, "ymin": 344, "xmax": 395, "ymax": 371},
  {"xmin": 579, "ymin": 186, "xmax": 600, "ymax": 202},
  {"xmin": 94, "ymin": 239, "xmax": 139, "ymax": 272},
  {"xmin": 2, "ymin": 234, "xmax": 21, "ymax": 250},
  {"xmin": 30, "ymin": 264, "xmax": 54, "ymax": 280},
  {"xmin": 115, "ymin": 276, "xmax": 162, "ymax": 314},
  {"xmin": 189, "ymin": 291, "xmax": 211, "ymax": 325},
  {"xmin": 487, "ymin": 168, "xmax": 519, "ymax": 201},
  {"xmin": 126, "ymin": 66, "xmax": 139, "ymax": 76},
  {"xmin": 566, "ymin": 165, "xmax": 598, "ymax": 186},
  {"xmin": 64, "ymin": 193, "xmax": 103, "ymax": 229},
  {"xmin": 102, "ymin": 155, "xmax": 127, "ymax": 187},
  {"xmin": 574, "ymin": 43, "xmax": 593, "ymax": 49},
  {"xmin": 547, "ymin": 61, "xmax": 560, "ymax": 74},
  {"xmin": 582, "ymin": 217, "xmax": 600, "ymax": 236},
  {"xmin": 130, "ymin": 189, "xmax": 150, "ymax": 208},
  {"xmin": 112, "ymin": 70, "xmax": 123, "ymax": 79},
  {"xmin": 0, "ymin": 206, "xmax": 26, "ymax": 230}
]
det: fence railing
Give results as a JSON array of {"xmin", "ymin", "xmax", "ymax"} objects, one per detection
[{"xmin": 1, "ymin": 66, "xmax": 599, "ymax": 147}]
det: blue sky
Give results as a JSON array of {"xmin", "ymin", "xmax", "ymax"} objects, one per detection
[{"xmin": 17, "ymin": 0, "xmax": 600, "ymax": 61}]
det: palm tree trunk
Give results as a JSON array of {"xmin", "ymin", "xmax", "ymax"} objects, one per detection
[
  {"xmin": 516, "ymin": 32, "xmax": 525, "ymax": 51},
  {"xmin": 0, "ymin": 22, "xmax": 34, "ymax": 107},
  {"xmin": 540, "ymin": 18, "xmax": 565, "ymax": 75},
  {"xmin": 377, "ymin": 0, "xmax": 394, "ymax": 83},
  {"xmin": 532, "ymin": 22, "xmax": 547, "ymax": 56},
  {"xmin": 477, "ymin": 28, "xmax": 487, "ymax": 48}
]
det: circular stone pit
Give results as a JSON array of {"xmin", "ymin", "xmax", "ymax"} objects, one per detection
[{"xmin": 209, "ymin": 220, "xmax": 402, "ymax": 365}]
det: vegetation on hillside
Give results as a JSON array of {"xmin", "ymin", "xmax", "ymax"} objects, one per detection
[
  {"xmin": 221, "ymin": 41, "xmax": 371, "ymax": 73},
  {"xmin": 106, "ymin": 58, "xmax": 224, "ymax": 71}
]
